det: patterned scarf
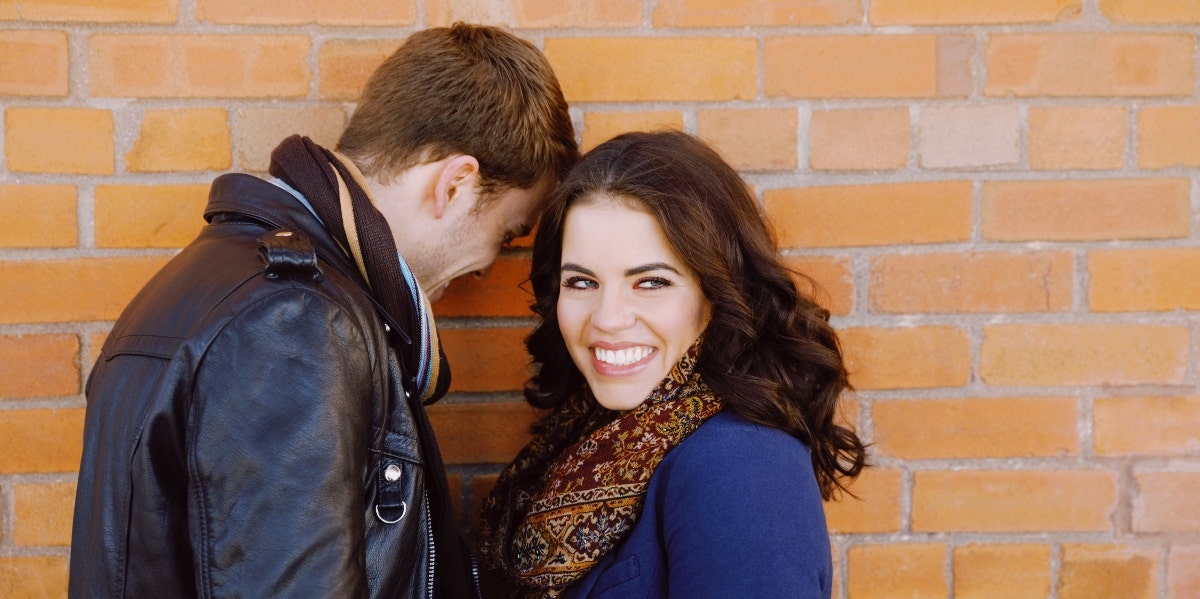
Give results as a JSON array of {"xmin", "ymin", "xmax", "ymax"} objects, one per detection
[
  {"xmin": 479, "ymin": 342, "xmax": 723, "ymax": 597},
  {"xmin": 268, "ymin": 136, "xmax": 470, "ymax": 599}
]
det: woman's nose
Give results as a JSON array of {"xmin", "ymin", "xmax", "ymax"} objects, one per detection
[{"xmin": 590, "ymin": 290, "xmax": 635, "ymax": 331}]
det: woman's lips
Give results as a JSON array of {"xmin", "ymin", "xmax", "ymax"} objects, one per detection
[{"xmin": 590, "ymin": 345, "xmax": 656, "ymax": 377}]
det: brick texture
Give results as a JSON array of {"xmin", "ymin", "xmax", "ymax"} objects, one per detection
[
  {"xmin": 545, "ymin": 37, "xmax": 757, "ymax": 102},
  {"xmin": 918, "ymin": 104, "xmax": 1021, "ymax": 168},
  {"xmin": 765, "ymin": 182, "xmax": 972, "ymax": 248},
  {"xmin": 0, "ymin": 0, "xmax": 176, "ymax": 22},
  {"xmin": 428, "ymin": 402, "xmax": 538, "ymax": 464},
  {"xmin": 1100, "ymin": 0, "xmax": 1200, "ymax": 23},
  {"xmin": 1138, "ymin": 105, "xmax": 1200, "ymax": 168},
  {"xmin": 870, "ymin": 251, "xmax": 1073, "ymax": 314},
  {"xmin": 1059, "ymin": 544, "xmax": 1160, "ymax": 599},
  {"xmin": 1169, "ymin": 545, "xmax": 1200, "ymax": 599},
  {"xmin": 0, "ymin": 557, "xmax": 69, "ymax": 599},
  {"xmin": 94, "ymin": 185, "xmax": 210, "ymax": 248},
  {"xmin": 809, "ymin": 108, "xmax": 910, "ymax": 171},
  {"xmin": 581, "ymin": 111, "xmax": 684, "ymax": 151},
  {"xmin": 696, "ymin": 108, "xmax": 798, "ymax": 171},
  {"xmin": 654, "ymin": 0, "xmax": 861, "ymax": 27},
  {"xmin": 317, "ymin": 40, "xmax": 403, "ymax": 101},
  {"xmin": 89, "ymin": 34, "xmax": 310, "ymax": 98},
  {"xmin": 912, "ymin": 470, "xmax": 1117, "ymax": 532},
  {"xmin": 13, "ymin": 482, "xmax": 75, "ymax": 546},
  {"xmin": 1029, "ymin": 105, "xmax": 1128, "ymax": 170},
  {"xmin": 848, "ymin": 544, "xmax": 948, "ymax": 598},
  {"xmin": 765, "ymin": 35, "xmax": 939, "ymax": 98},
  {"xmin": 5, "ymin": 107, "xmax": 113, "ymax": 174},
  {"xmin": 824, "ymin": 467, "xmax": 903, "ymax": 533},
  {"xmin": 440, "ymin": 327, "xmax": 532, "ymax": 392},
  {"xmin": 435, "ymin": 256, "xmax": 534, "ymax": 318},
  {"xmin": 0, "ymin": 184, "xmax": 76, "ymax": 248},
  {"xmin": 1094, "ymin": 396, "xmax": 1200, "ymax": 456},
  {"xmin": 0, "ymin": 257, "xmax": 172, "ymax": 324},
  {"xmin": 782, "ymin": 256, "xmax": 853, "ymax": 316},
  {"xmin": 979, "ymin": 324, "xmax": 1189, "ymax": 386},
  {"xmin": 840, "ymin": 326, "xmax": 971, "ymax": 390},
  {"xmin": 0, "ymin": 333, "xmax": 79, "ymax": 398},
  {"xmin": 234, "ymin": 106, "xmax": 346, "ymax": 171},
  {"xmin": 0, "ymin": 409, "xmax": 85, "ymax": 473},
  {"xmin": 986, "ymin": 33, "xmax": 1195, "ymax": 97},
  {"xmin": 874, "ymin": 397, "xmax": 1079, "ymax": 459},
  {"xmin": 0, "ymin": 30, "xmax": 68, "ymax": 96},
  {"xmin": 872, "ymin": 0, "xmax": 1081, "ymax": 24},
  {"xmin": 195, "ymin": 0, "xmax": 415, "ymax": 25},
  {"xmin": 428, "ymin": 0, "xmax": 641, "ymax": 28},
  {"xmin": 1133, "ymin": 470, "xmax": 1200, "ymax": 532},
  {"xmin": 125, "ymin": 108, "xmax": 231, "ymax": 172},
  {"xmin": 954, "ymin": 544, "xmax": 1053, "ymax": 599},
  {"xmin": 1089, "ymin": 248, "xmax": 1200, "ymax": 312},
  {"xmin": 982, "ymin": 179, "xmax": 1191, "ymax": 241}
]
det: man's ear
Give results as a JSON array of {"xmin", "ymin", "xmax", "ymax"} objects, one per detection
[{"xmin": 432, "ymin": 155, "xmax": 481, "ymax": 219}]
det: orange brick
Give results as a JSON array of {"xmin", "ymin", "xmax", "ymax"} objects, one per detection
[
  {"xmin": 0, "ymin": 334, "xmax": 79, "ymax": 399},
  {"xmin": 0, "ymin": 0, "xmax": 175, "ymax": 22},
  {"xmin": 982, "ymin": 179, "xmax": 1191, "ymax": 241},
  {"xmin": 1059, "ymin": 544, "xmax": 1160, "ymax": 599},
  {"xmin": 1138, "ymin": 105, "xmax": 1200, "ymax": 168},
  {"xmin": 1133, "ymin": 470, "xmax": 1200, "ymax": 532},
  {"xmin": 870, "ymin": 251, "xmax": 1073, "ymax": 313},
  {"xmin": 440, "ymin": 327, "xmax": 531, "ymax": 392},
  {"xmin": 0, "ymin": 185, "xmax": 77, "ymax": 248},
  {"xmin": 0, "ymin": 30, "xmax": 68, "ymax": 96},
  {"xmin": 0, "ymin": 257, "xmax": 171, "ymax": 324},
  {"xmin": 840, "ymin": 326, "xmax": 971, "ymax": 390},
  {"xmin": 1169, "ymin": 545, "xmax": 1200, "ymax": 599},
  {"xmin": 809, "ymin": 108, "xmax": 910, "ymax": 171},
  {"xmin": 1029, "ymin": 105, "xmax": 1127, "ymax": 170},
  {"xmin": 1101, "ymin": 0, "xmax": 1200, "ymax": 23},
  {"xmin": 823, "ymin": 467, "xmax": 902, "ymax": 533},
  {"xmin": 0, "ymin": 556, "xmax": 68, "ymax": 599},
  {"xmin": 317, "ymin": 39, "xmax": 402, "ymax": 101},
  {"xmin": 94, "ymin": 185, "xmax": 209, "ymax": 248},
  {"xmin": 428, "ymin": 402, "xmax": 537, "ymax": 464},
  {"xmin": 954, "ymin": 544, "xmax": 1053, "ymax": 599},
  {"xmin": 1095, "ymin": 397, "xmax": 1200, "ymax": 456},
  {"xmin": 781, "ymin": 256, "xmax": 853, "ymax": 317},
  {"xmin": 196, "ymin": 0, "xmax": 413, "ymax": 25},
  {"xmin": 89, "ymin": 34, "xmax": 310, "ymax": 98},
  {"xmin": 5, "ymin": 107, "xmax": 113, "ymax": 174},
  {"xmin": 435, "ymin": 256, "xmax": 534, "ymax": 319},
  {"xmin": 872, "ymin": 0, "xmax": 1080, "ymax": 24},
  {"xmin": 919, "ymin": 104, "xmax": 1021, "ymax": 168},
  {"xmin": 13, "ymin": 482, "xmax": 75, "ymax": 546},
  {"xmin": 765, "ymin": 35, "xmax": 938, "ymax": 99},
  {"xmin": 696, "ymin": 108, "xmax": 797, "ymax": 171},
  {"xmin": 986, "ymin": 33, "xmax": 1194, "ymax": 97},
  {"xmin": 87, "ymin": 331, "xmax": 109, "ymax": 374},
  {"xmin": 913, "ymin": 470, "xmax": 1116, "ymax": 532},
  {"xmin": 1090, "ymin": 248, "xmax": 1200, "ymax": 312},
  {"xmin": 125, "ymin": 108, "xmax": 231, "ymax": 172},
  {"xmin": 765, "ymin": 182, "xmax": 972, "ymax": 249},
  {"xmin": 980, "ymin": 324, "xmax": 1189, "ymax": 387},
  {"xmin": 581, "ymin": 111, "xmax": 684, "ymax": 152},
  {"xmin": 654, "ymin": 0, "xmax": 861, "ymax": 26},
  {"xmin": 428, "ymin": 0, "xmax": 640, "ymax": 27},
  {"xmin": 0, "ymin": 408, "xmax": 84, "ymax": 473},
  {"xmin": 234, "ymin": 106, "xmax": 345, "ymax": 172},
  {"xmin": 937, "ymin": 35, "xmax": 974, "ymax": 97},
  {"xmin": 848, "ymin": 544, "xmax": 947, "ymax": 598},
  {"xmin": 545, "ymin": 37, "xmax": 757, "ymax": 102},
  {"xmin": 874, "ymin": 397, "xmax": 1079, "ymax": 459}
]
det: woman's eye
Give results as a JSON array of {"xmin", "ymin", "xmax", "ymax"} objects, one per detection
[
  {"xmin": 562, "ymin": 276, "xmax": 597, "ymax": 289},
  {"xmin": 636, "ymin": 277, "xmax": 672, "ymax": 289}
]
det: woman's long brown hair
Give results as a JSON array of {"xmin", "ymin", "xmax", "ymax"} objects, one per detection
[{"xmin": 525, "ymin": 130, "xmax": 866, "ymax": 499}]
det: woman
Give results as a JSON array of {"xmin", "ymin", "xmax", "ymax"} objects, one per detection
[{"xmin": 478, "ymin": 131, "xmax": 866, "ymax": 598}]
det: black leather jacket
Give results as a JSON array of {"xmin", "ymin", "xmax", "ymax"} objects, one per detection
[{"xmin": 70, "ymin": 174, "xmax": 451, "ymax": 598}]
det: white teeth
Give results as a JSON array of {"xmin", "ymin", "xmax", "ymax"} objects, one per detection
[{"xmin": 594, "ymin": 346, "xmax": 652, "ymax": 366}]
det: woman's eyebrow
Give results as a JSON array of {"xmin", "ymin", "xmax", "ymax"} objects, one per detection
[
  {"xmin": 626, "ymin": 262, "xmax": 681, "ymax": 276},
  {"xmin": 560, "ymin": 263, "xmax": 595, "ymax": 276}
]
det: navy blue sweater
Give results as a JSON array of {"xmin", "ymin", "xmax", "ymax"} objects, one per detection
[{"xmin": 562, "ymin": 411, "xmax": 832, "ymax": 598}]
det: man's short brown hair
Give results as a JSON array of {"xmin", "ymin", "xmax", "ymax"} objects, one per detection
[{"xmin": 338, "ymin": 23, "xmax": 578, "ymax": 194}]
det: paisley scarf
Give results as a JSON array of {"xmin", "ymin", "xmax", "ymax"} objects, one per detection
[{"xmin": 479, "ymin": 342, "xmax": 723, "ymax": 597}]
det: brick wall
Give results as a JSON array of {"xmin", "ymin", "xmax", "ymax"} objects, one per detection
[{"xmin": 1, "ymin": 0, "xmax": 1198, "ymax": 596}]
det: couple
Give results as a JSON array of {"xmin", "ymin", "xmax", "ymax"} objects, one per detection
[{"xmin": 69, "ymin": 23, "xmax": 865, "ymax": 599}]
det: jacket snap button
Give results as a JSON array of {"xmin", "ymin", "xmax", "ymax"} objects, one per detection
[{"xmin": 384, "ymin": 464, "xmax": 402, "ymax": 482}]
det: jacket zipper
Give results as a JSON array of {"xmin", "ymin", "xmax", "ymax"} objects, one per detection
[{"xmin": 424, "ymin": 497, "xmax": 435, "ymax": 599}]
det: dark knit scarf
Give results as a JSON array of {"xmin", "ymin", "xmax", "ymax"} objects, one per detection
[
  {"xmin": 478, "ymin": 342, "xmax": 723, "ymax": 597},
  {"xmin": 268, "ymin": 135, "xmax": 471, "ymax": 599}
]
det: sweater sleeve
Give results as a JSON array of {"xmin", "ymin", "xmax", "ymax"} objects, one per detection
[
  {"xmin": 190, "ymin": 288, "xmax": 374, "ymax": 598},
  {"xmin": 658, "ymin": 415, "xmax": 832, "ymax": 599}
]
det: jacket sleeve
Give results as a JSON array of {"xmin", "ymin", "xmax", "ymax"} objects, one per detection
[
  {"xmin": 658, "ymin": 420, "xmax": 832, "ymax": 599},
  {"xmin": 188, "ymin": 288, "xmax": 375, "ymax": 598}
]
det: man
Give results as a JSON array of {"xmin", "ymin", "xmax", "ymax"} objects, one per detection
[{"xmin": 69, "ymin": 23, "xmax": 577, "ymax": 598}]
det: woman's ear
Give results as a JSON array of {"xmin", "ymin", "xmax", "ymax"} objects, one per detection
[{"xmin": 432, "ymin": 155, "xmax": 481, "ymax": 218}]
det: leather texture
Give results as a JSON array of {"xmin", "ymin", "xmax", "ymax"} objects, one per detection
[{"xmin": 69, "ymin": 174, "xmax": 439, "ymax": 598}]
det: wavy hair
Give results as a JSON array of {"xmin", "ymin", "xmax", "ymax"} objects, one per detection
[{"xmin": 525, "ymin": 130, "xmax": 865, "ymax": 499}]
